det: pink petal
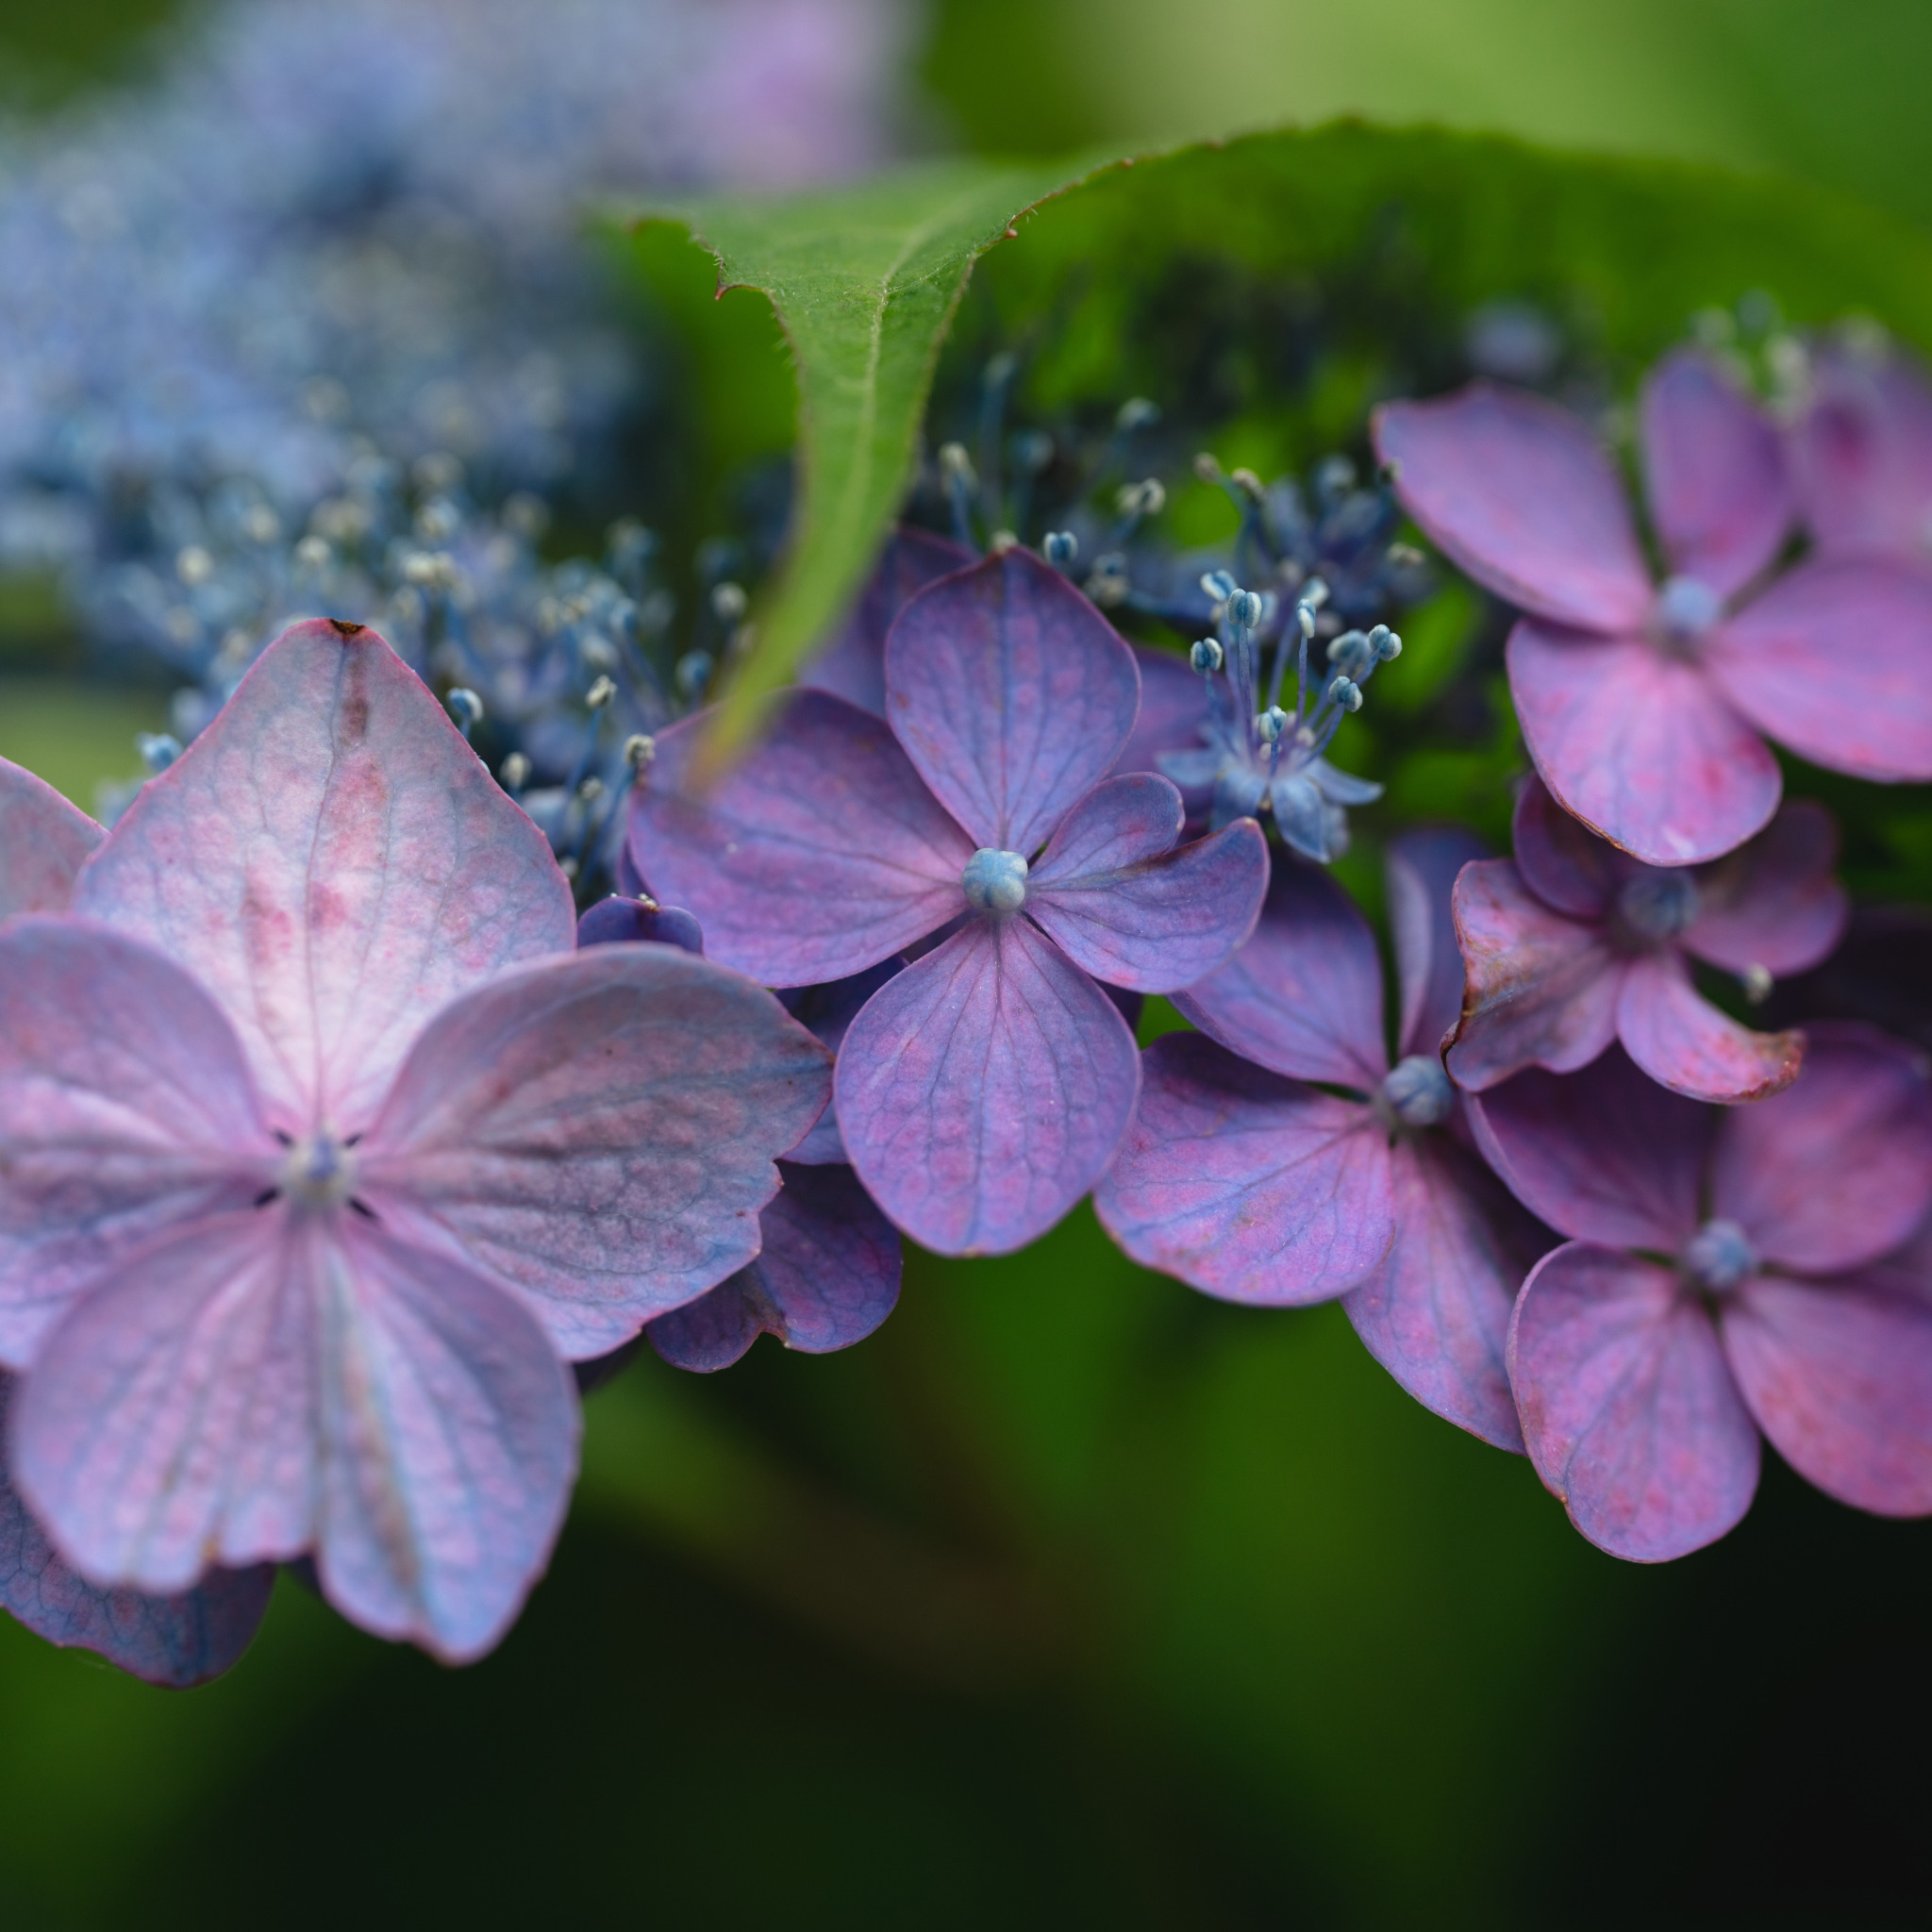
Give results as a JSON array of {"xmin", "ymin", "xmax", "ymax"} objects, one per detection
[
  {"xmin": 1510, "ymin": 772, "xmax": 1624, "ymax": 920},
  {"xmin": 647, "ymin": 1161, "xmax": 901, "ymax": 1373},
  {"xmin": 1373, "ymin": 384, "xmax": 1653, "ymax": 631},
  {"xmin": 13, "ymin": 1209, "xmax": 577, "ymax": 1664},
  {"xmin": 0, "ymin": 1371, "xmax": 271, "ymax": 1687},
  {"xmin": 1027, "ymin": 775, "xmax": 1268, "ymax": 992},
  {"xmin": 1723, "ymin": 1271, "xmax": 1932, "ymax": 1517},
  {"xmin": 359, "ymin": 946, "xmax": 833, "ymax": 1357},
  {"xmin": 1508, "ymin": 1242, "xmax": 1760, "ymax": 1561},
  {"xmin": 1386, "ymin": 826, "xmax": 1490, "ymax": 1059},
  {"xmin": 1640, "ymin": 348, "xmax": 1793, "ymax": 598},
  {"xmin": 0, "ymin": 758, "xmax": 100, "ymax": 918},
  {"xmin": 1703, "ymin": 556, "xmax": 1932, "ymax": 781},
  {"xmin": 1508, "ymin": 619, "xmax": 1781, "ymax": 865},
  {"xmin": 1790, "ymin": 346, "xmax": 1932, "ymax": 558},
  {"xmin": 1443, "ymin": 858, "xmax": 1623, "ymax": 1092},
  {"xmin": 1093, "ymin": 1033, "xmax": 1394, "ymax": 1306},
  {"xmin": 1464, "ymin": 1046, "xmax": 1710, "ymax": 1251},
  {"xmin": 884, "ymin": 548, "xmax": 1140, "ymax": 854},
  {"xmin": 1112, "ymin": 644, "xmax": 1208, "ymax": 792},
  {"xmin": 1342, "ymin": 1136, "xmax": 1539, "ymax": 1451},
  {"xmin": 629, "ymin": 691, "xmax": 973, "ymax": 986},
  {"xmin": 1615, "ymin": 948, "xmax": 1803, "ymax": 1103},
  {"xmin": 0, "ymin": 918, "xmax": 275, "ymax": 1363},
  {"xmin": 575, "ymin": 895, "xmax": 705, "ymax": 955},
  {"xmin": 802, "ymin": 526, "xmax": 975, "ymax": 717},
  {"xmin": 1709, "ymin": 1022, "xmax": 1932, "ymax": 1275},
  {"xmin": 1173, "ymin": 855, "xmax": 1388, "ymax": 1091},
  {"xmin": 1683, "ymin": 799, "xmax": 1848, "ymax": 977},
  {"xmin": 834, "ymin": 915, "xmax": 1140, "ymax": 1256},
  {"xmin": 72, "ymin": 620, "xmax": 575, "ymax": 1138}
]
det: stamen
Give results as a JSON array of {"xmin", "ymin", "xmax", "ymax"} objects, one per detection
[
  {"xmin": 1191, "ymin": 638, "xmax": 1224, "ymax": 675},
  {"xmin": 961, "ymin": 848, "xmax": 1029, "ymax": 914},
  {"xmin": 1684, "ymin": 1218, "xmax": 1757, "ymax": 1292}
]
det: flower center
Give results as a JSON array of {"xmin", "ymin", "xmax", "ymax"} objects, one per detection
[
  {"xmin": 1654, "ymin": 574, "xmax": 1724, "ymax": 648},
  {"xmin": 1684, "ymin": 1218, "xmax": 1756, "ymax": 1293},
  {"xmin": 1378, "ymin": 1054, "xmax": 1455, "ymax": 1128},
  {"xmin": 280, "ymin": 1131, "xmax": 358, "ymax": 1211},
  {"xmin": 961, "ymin": 848, "xmax": 1029, "ymax": 914},
  {"xmin": 1616, "ymin": 868, "xmax": 1700, "ymax": 941}
]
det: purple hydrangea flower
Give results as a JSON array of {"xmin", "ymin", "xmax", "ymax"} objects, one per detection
[
  {"xmin": 632, "ymin": 547, "xmax": 1270, "ymax": 1254},
  {"xmin": 1470, "ymin": 1033, "xmax": 1932, "ymax": 1560},
  {"xmin": 0, "ymin": 619, "xmax": 829, "ymax": 1661},
  {"xmin": 1790, "ymin": 336, "xmax": 1932, "ymax": 559},
  {"xmin": 1374, "ymin": 350, "xmax": 1932, "ymax": 865},
  {"xmin": 1447, "ymin": 775, "xmax": 1847, "ymax": 1104},
  {"xmin": 1095, "ymin": 830, "xmax": 1549, "ymax": 1449}
]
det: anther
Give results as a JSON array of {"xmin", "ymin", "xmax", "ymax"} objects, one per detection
[
  {"xmin": 1327, "ymin": 630, "xmax": 1374, "ymax": 678},
  {"xmin": 136, "ymin": 731, "xmax": 182, "ymax": 774},
  {"xmin": 1370, "ymin": 624, "xmax": 1402, "ymax": 660},
  {"xmin": 1191, "ymin": 638, "xmax": 1224, "ymax": 675},
  {"xmin": 1117, "ymin": 478, "xmax": 1166, "ymax": 518},
  {"xmin": 1043, "ymin": 530, "xmax": 1078, "ymax": 568},
  {"xmin": 1200, "ymin": 569, "xmax": 1238, "ymax": 604},
  {"xmin": 1327, "ymin": 675, "xmax": 1363, "ymax": 712},
  {"xmin": 624, "ymin": 734, "xmax": 656, "ymax": 771},
  {"xmin": 1116, "ymin": 397, "xmax": 1160, "ymax": 432},
  {"xmin": 1226, "ymin": 589, "xmax": 1264, "ymax": 631},
  {"xmin": 175, "ymin": 544, "xmax": 213, "ymax": 586},
  {"xmin": 1741, "ymin": 963, "xmax": 1774, "ymax": 1005},
  {"xmin": 938, "ymin": 441, "xmax": 977, "ymax": 489},
  {"xmin": 585, "ymin": 675, "xmax": 617, "ymax": 711},
  {"xmin": 446, "ymin": 688, "xmax": 484, "ymax": 734},
  {"xmin": 500, "ymin": 752, "xmax": 531, "ymax": 791},
  {"xmin": 1256, "ymin": 706, "xmax": 1289, "ymax": 745},
  {"xmin": 961, "ymin": 848, "xmax": 1029, "ymax": 914},
  {"xmin": 711, "ymin": 582, "xmax": 748, "ymax": 624}
]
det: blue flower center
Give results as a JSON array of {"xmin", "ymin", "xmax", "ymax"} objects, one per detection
[
  {"xmin": 1654, "ymin": 574, "xmax": 1724, "ymax": 645},
  {"xmin": 281, "ymin": 1131, "xmax": 358, "ymax": 1211},
  {"xmin": 962, "ymin": 848, "xmax": 1029, "ymax": 914},
  {"xmin": 1616, "ymin": 868, "xmax": 1701, "ymax": 941},
  {"xmin": 1684, "ymin": 1218, "xmax": 1756, "ymax": 1292},
  {"xmin": 1379, "ymin": 1054, "xmax": 1455, "ymax": 1128}
]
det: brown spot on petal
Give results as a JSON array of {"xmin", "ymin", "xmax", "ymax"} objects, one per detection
[{"xmin": 328, "ymin": 619, "xmax": 367, "ymax": 639}]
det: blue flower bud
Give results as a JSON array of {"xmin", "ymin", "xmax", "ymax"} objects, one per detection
[
  {"xmin": 1191, "ymin": 637, "xmax": 1224, "ymax": 675},
  {"xmin": 1381, "ymin": 1055, "xmax": 1454, "ymax": 1128},
  {"xmin": 961, "ymin": 847, "xmax": 1029, "ymax": 914}
]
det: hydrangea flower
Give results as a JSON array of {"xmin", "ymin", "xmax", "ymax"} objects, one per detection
[
  {"xmin": 1374, "ymin": 350, "xmax": 1932, "ymax": 864},
  {"xmin": 0, "ymin": 619, "xmax": 830, "ymax": 1660},
  {"xmin": 1095, "ymin": 831, "xmax": 1549, "ymax": 1449},
  {"xmin": 1470, "ymin": 1034, "xmax": 1932, "ymax": 1560},
  {"xmin": 1448, "ymin": 775, "xmax": 1847, "ymax": 1104},
  {"xmin": 632, "ymin": 547, "xmax": 1270, "ymax": 1254},
  {"xmin": 1790, "ymin": 335, "xmax": 1932, "ymax": 558}
]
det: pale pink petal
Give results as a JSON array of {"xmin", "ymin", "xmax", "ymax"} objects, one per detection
[
  {"xmin": 1510, "ymin": 773, "xmax": 1624, "ymax": 920},
  {"xmin": 1443, "ymin": 859, "xmax": 1623, "ymax": 1092},
  {"xmin": 0, "ymin": 919, "xmax": 275, "ymax": 1363},
  {"xmin": 1373, "ymin": 385, "xmax": 1653, "ymax": 631},
  {"xmin": 1709, "ymin": 1023, "xmax": 1932, "ymax": 1275},
  {"xmin": 1791, "ymin": 346, "xmax": 1932, "ymax": 559},
  {"xmin": 0, "ymin": 758, "xmax": 100, "ymax": 918},
  {"xmin": 802, "ymin": 526, "xmax": 974, "ymax": 717},
  {"xmin": 1683, "ymin": 799, "xmax": 1848, "ymax": 977},
  {"xmin": 1616, "ymin": 949, "xmax": 1803, "ymax": 1104},
  {"xmin": 1703, "ymin": 556, "xmax": 1932, "ymax": 782},
  {"xmin": 73, "ymin": 621, "xmax": 574, "ymax": 1137},
  {"xmin": 358, "ymin": 947, "xmax": 833, "ymax": 1357},
  {"xmin": 1508, "ymin": 619, "xmax": 1781, "ymax": 866},
  {"xmin": 1386, "ymin": 826, "xmax": 1490, "ymax": 1059},
  {"xmin": 1093, "ymin": 1034, "xmax": 1394, "ymax": 1307},
  {"xmin": 1641, "ymin": 348, "xmax": 1793, "ymax": 598}
]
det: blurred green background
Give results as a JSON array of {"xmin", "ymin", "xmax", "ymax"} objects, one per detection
[{"xmin": 4, "ymin": 3, "xmax": 1932, "ymax": 1928}]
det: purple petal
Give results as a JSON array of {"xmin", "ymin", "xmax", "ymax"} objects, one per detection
[
  {"xmin": 73, "ymin": 620, "xmax": 575, "ymax": 1138},
  {"xmin": 1508, "ymin": 1242, "xmax": 1759, "ymax": 1561},
  {"xmin": 803, "ymin": 526, "xmax": 976, "ymax": 717},
  {"xmin": 0, "ymin": 758, "xmax": 101, "ymax": 918},
  {"xmin": 775, "ymin": 961, "xmax": 905, "ymax": 1165},
  {"xmin": 1684, "ymin": 800, "xmax": 1848, "ymax": 978},
  {"xmin": 1723, "ymin": 1270, "xmax": 1932, "ymax": 1517},
  {"xmin": 1791, "ymin": 346, "xmax": 1932, "ymax": 558},
  {"xmin": 1508, "ymin": 619, "xmax": 1782, "ymax": 865},
  {"xmin": 884, "ymin": 548, "xmax": 1139, "ymax": 854},
  {"xmin": 1093, "ymin": 1033, "xmax": 1394, "ymax": 1306},
  {"xmin": 1465, "ymin": 1046, "xmax": 1711, "ymax": 1250},
  {"xmin": 1173, "ymin": 856, "xmax": 1388, "ymax": 1091},
  {"xmin": 1709, "ymin": 1022, "xmax": 1932, "ymax": 1275},
  {"xmin": 1386, "ymin": 825, "xmax": 1490, "ymax": 1059},
  {"xmin": 0, "ymin": 1370, "xmax": 271, "ymax": 1686},
  {"xmin": 1704, "ymin": 556, "xmax": 1932, "ymax": 782},
  {"xmin": 629, "ymin": 691, "xmax": 973, "ymax": 986},
  {"xmin": 1444, "ymin": 858, "xmax": 1623, "ymax": 1092},
  {"xmin": 1113, "ymin": 644, "xmax": 1209, "ymax": 797},
  {"xmin": 834, "ymin": 915, "xmax": 1140, "ymax": 1256},
  {"xmin": 1640, "ymin": 348, "xmax": 1793, "ymax": 598},
  {"xmin": 648, "ymin": 1161, "xmax": 900, "ymax": 1372},
  {"xmin": 1342, "ymin": 1136, "xmax": 1540, "ymax": 1451},
  {"xmin": 12, "ymin": 1209, "xmax": 577, "ymax": 1664},
  {"xmin": 1026, "ymin": 775, "xmax": 1268, "ymax": 993},
  {"xmin": 1510, "ymin": 772, "xmax": 1624, "ymax": 920},
  {"xmin": 1373, "ymin": 384, "xmax": 1653, "ymax": 631},
  {"xmin": 0, "ymin": 918, "xmax": 275, "ymax": 1363},
  {"xmin": 1616, "ymin": 948, "xmax": 1804, "ymax": 1104},
  {"xmin": 360, "ymin": 946, "xmax": 832, "ymax": 1356},
  {"xmin": 575, "ymin": 895, "xmax": 705, "ymax": 956}
]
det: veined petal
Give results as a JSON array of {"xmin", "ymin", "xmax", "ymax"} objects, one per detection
[
  {"xmin": 1444, "ymin": 858, "xmax": 1623, "ymax": 1091},
  {"xmin": 1641, "ymin": 348, "xmax": 1793, "ymax": 598},
  {"xmin": 72, "ymin": 620, "xmax": 574, "ymax": 1138},
  {"xmin": 1791, "ymin": 346, "xmax": 1932, "ymax": 559},
  {"xmin": 629, "ymin": 691, "xmax": 972, "ymax": 986},
  {"xmin": 776, "ymin": 961, "xmax": 905, "ymax": 1165},
  {"xmin": 359, "ymin": 947, "xmax": 832, "ymax": 1357},
  {"xmin": 1704, "ymin": 556, "xmax": 1932, "ymax": 782},
  {"xmin": 1387, "ymin": 825, "xmax": 1489, "ymax": 1060},
  {"xmin": 1465, "ymin": 1047, "xmax": 1710, "ymax": 1251},
  {"xmin": 1174, "ymin": 855, "xmax": 1388, "ymax": 1090},
  {"xmin": 1374, "ymin": 384, "xmax": 1653, "ymax": 631},
  {"xmin": 1510, "ymin": 773, "xmax": 1624, "ymax": 921},
  {"xmin": 1027, "ymin": 776, "xmax": 1267, "ymax": 993},
  {"xmin": 1094, "ymin": 1034, "xmax": 1393, "ymax": 1306},
  {"xmin": 803, "ymin": 526, "xmax": 975, "ymax": 717},
  {"xmin": 0, "ymin": 758, "xmax": 100, "ymax": 918},
  {"xmin": 1507, "ymin": 619, "xmax": 1781, "ymax": 866},
  {"xmin": 885, "ymin": 548, "xmax": 1139, "ymax": 855},
  {"xmin": 1507, "ymin": 1243, "xmax": 1759, "ymax": 1562},
  {"xmin": 835, "ymin": 916, "xmax": 1140, "ymax": 1256},
  {"xmin": 1683, "ymin": 800, "xmax": 1848, "ymax": 978},
  {"xmin": 1114, "ymin": 644, "xmax": 1210, "ymax": 798},
  {"xmin": 1616, "ymin": 949, "xmax": 1803, "ymax": 1104}
]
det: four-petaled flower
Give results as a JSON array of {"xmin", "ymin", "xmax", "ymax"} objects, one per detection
[{"xmin": 1791, "ymin": 338, "xmax": 1932, "ymax": 560}]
